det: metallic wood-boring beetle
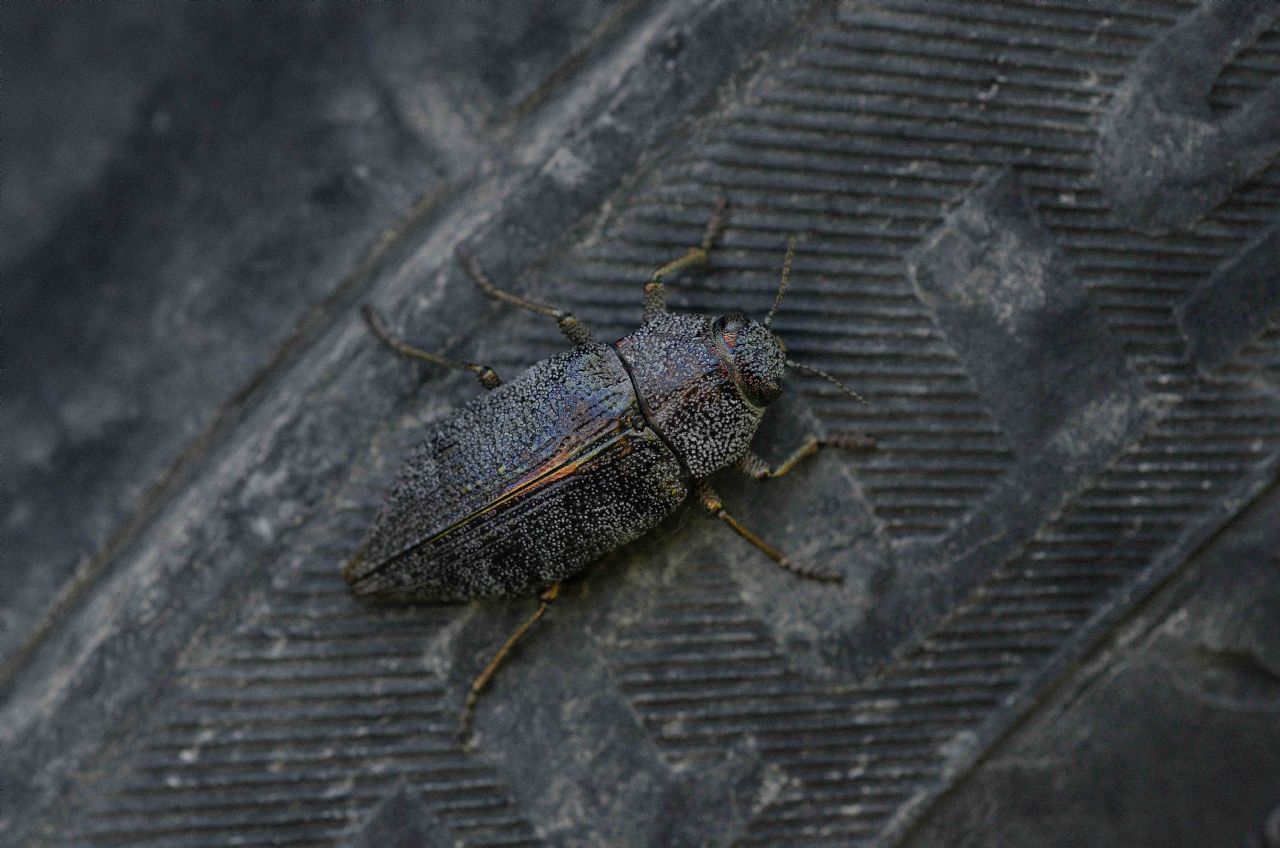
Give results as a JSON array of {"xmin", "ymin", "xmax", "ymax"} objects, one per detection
[{"xmin": 343, "ymin": 200, "xmax": 874, "ymax": 740}]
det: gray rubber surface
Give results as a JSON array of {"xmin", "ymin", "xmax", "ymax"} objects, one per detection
[{"xmin": 4, "ymin": 2, "xmax": 1279, "ymax": 846}]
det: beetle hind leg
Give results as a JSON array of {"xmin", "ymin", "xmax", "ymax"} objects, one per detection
[
  {"xmin": 361, "ymin": 305, "xmax": 501, "ymax": 389},
  {"xmin": 455, "ymin": 246, "xmax": 594, "ymax": 347},
  {"xmin": 643, "ymin": 196, "xmax": 728, "ymax": 322},
  {"xmin": 457, "ymin": 583, "xmax": 561, "ymax": 747},
  {"xmin": 695, "ymin": 480, "xmax": 842, "ymax": 584}
]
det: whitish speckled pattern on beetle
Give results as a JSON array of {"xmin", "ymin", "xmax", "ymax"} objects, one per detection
[
  {"xmin": 344, "ymin": 343, "xmax": 688, "ymax": 600},
  {"xmin": 342, "ymin": 210, "xmax": 874, "ymax": 608},
  {"xmin": 343, "ymin": 305, "xmax": 798, "ymax": 600},
  {"xmin": 343, "ymin": 206, "xmax": 877, "ymax": 737}
]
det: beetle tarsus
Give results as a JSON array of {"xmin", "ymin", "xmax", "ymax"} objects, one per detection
[
  {"xmin": 361, "ymin": 304, "xmax": 502, "ymax": 389},
  {"xmin": 736, "ymin": 434, "xmax": 877, "ymax": 480},
  {"xmin": 695, "ymin": 480, "xmax": 843, "ymax": 584},
  {"xmin": 456, "ymin": 245, "xmax": 595, "ymax": 347},
  {"xmin": 457, "ymin": 583, "xmax": 562, "ymax": 747},
  {"xmin": 701, "ymin": 196, "xmax": 729, "ymax": 252},
  {"xmin": 773, "ymin": 556, "xmax": 843, "ymax": 584},
  {"xmin": 643, "ymin": 197, "xmax": 730, "ymax": 323},
  {"xmin": 825, "ymin": 433, "xmax": 877, "ymax": 451}
]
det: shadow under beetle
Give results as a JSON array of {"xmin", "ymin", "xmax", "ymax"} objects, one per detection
[{"xmin": 343, "ymin": 200, "xmax": 875, "ymax": 741}]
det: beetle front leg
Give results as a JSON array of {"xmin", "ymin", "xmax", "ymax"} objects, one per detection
[
  {"xmin": 735, "ymin": 434, "xmax": 876, "ymax": 480},
  {"xmin": 694, "ymin": 480, "xmax": 842, "ymax": 583},
  {"xmin": 455, "ymin": 246, "xmax": 595, "ymax": 347},
  {"xmin": 643, "ymin": 196, "xmax": 728, "ymax": 323},
  {"xmin": 362, "ymin": 305, "xmax": 501, "ymax": 389},
  {"xmin": 457, "ymin": 583, "xmax": 560, "ymax": 747}
]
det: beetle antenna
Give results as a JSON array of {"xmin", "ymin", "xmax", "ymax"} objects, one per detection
[
  {"xmin": 786, "ymin": 359, "xmax": 869, "ymax": 406},
  {"xmin": 763, "ymin": 236, "xmax": 796, "ymax": 331}
]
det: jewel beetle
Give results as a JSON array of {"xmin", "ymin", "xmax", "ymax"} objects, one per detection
[{"xmin": 342, "ymin": 200, "xmax": 874, "ymax": 739}]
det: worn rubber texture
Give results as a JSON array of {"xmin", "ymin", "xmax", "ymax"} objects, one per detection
[{"xmin": 4, "ymin": 2, "xmax": 1279, "ymax": 846}]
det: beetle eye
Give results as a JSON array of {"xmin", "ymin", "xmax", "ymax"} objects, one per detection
[{"xmin": 716, "ymin": 312, "xmax": 750, "ymax": 350}]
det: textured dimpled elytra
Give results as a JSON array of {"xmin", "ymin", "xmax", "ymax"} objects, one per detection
[{"xmin": 346, "ymin": 344, "xmax": 689, "ymax": 600}]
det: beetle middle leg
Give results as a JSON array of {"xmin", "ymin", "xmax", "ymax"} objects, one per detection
[
  {"xmin": 455, "ymin": 246, "xmax": 594, "ymax": 347},
  {"xmin": 362, "ymin": 305, "xmax": 501, "ymax": 389},
  {"xmin": 457, "ymin": 582, "xmax": 561, "ymax": 745},
  {"xmin": 694, "ymin": 480, "xmax": 842, "ymax": 583},
  {"xmin": 735, "ymin": 434, "xmax": 877, "ymax": 480},
  {"xmin": 643, "ymin": 196, "xmax": 728, "ymax": 322}
]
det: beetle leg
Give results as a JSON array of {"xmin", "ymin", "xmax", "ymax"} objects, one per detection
[
  {"xmin": 694, "ymin": 480, "xmax": 842, "ymax": 583},
  {"xmin": 643, "ymin": 196, "xmax": 728, "ymax": 323},
  {"xmin": 361, "ymin": 305, "xmax": 501, "ymax": 389},
  {"xmin": 457, "ymin": 583, "xmax": 561, "ymax": 746},
  {"xmin": 455, "ymin": 245, "xmax": 594, "ymax": 347},
  {"xmin": 735, "ymin": 434, "xmax": 877, "ymax": 480}
]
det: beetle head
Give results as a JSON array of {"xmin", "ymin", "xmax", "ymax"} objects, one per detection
[
  {"xmin": 729, "ymin": 235, "xmax": 870, "ymax": 410},
  {"xmin": 712, "ymin": 311, "xmax": 786, "ymax": 407}
]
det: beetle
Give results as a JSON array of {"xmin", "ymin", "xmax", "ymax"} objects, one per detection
[{"xmin": 343, "ymin": 200, "xmax": 874, "ymax": 740}]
